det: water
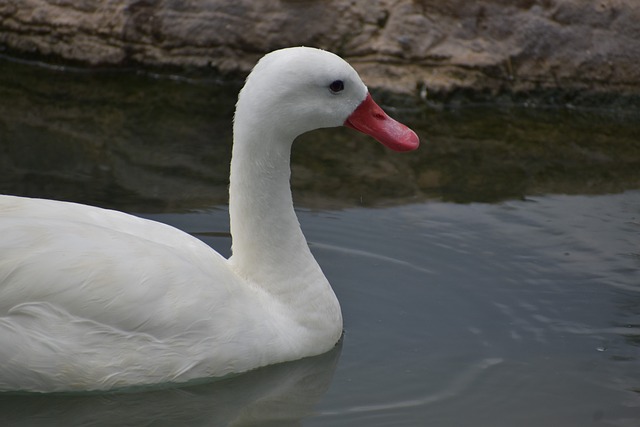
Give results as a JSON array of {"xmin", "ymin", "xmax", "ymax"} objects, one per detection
[{"xmin": 1, "ymin": 58, "xmax": 639, "ymax": 426}]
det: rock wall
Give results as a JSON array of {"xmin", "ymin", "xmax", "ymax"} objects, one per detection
[{"xmin": 1, "ymin": 0, "xmax": 639, "ymax": 98}]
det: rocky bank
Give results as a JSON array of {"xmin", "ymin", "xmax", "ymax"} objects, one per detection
[{"xmin": 1, "ymin": 0, "xmax": 639, "ymax": 100}]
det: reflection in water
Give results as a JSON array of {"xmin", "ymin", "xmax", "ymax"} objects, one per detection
[
  {"xmin": 0, "ymin": 344, "xmax": 341, "ymax": 427},
  {"xmin": 304, "ymin": 195, "xmax": 640, "ymax": 426},
  {"xmin": 319, "ymin": 357, "xmax": 503, "ymax": 417},
  {"xmin": 1, "ymin": 57, "xmax": 639, "ymax": 211}
]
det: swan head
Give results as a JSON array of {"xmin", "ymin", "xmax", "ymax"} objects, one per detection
[{"xmin": 235, "ymin": 47, "xmax": 419, "ymax": 152}]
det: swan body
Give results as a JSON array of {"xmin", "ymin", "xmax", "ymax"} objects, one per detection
[{"xmin": 0, "ymin": 47, "xmax": 418, "ymax": 392}]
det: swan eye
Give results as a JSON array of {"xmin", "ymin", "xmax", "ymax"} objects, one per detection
[{"xmin": 329, "ymin": 80, "xmax": 344, "ymax": 94}]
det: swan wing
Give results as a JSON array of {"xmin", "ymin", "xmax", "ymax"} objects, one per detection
[
  {"xmin": 0, "ymin": 195, "xmax": 237, "ymax": 334},
  {"xmin": 0, "ymin": 196, "xmax": 273, "ymax": 390}
]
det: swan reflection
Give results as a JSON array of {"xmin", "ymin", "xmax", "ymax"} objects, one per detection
[{"xmin": 0, "ymin": 343, "xmax": 341, "ymax": 426}]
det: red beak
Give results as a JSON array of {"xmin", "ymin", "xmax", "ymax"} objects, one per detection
[{"xmin": 344, "ymin": 93, "xmax": 419, "ymax": 152}]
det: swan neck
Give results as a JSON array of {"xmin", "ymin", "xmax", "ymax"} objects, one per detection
[{"xmin": 228, "ymin": 127, "xmax": 319, "ymax": 292}]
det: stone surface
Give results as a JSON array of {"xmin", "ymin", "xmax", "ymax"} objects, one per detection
[{"xmin": 1, "ymin": 0, "xmax": 639, "ymax": 99}]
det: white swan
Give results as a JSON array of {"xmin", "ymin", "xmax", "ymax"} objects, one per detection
[{"xmin": 0, "ymin": 47, "xmax": 419, "ymax": 392}]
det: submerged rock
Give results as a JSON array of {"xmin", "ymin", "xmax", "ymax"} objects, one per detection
[{"xmin": 1, "ymin": 0, "xmax": 639, "ymax": 99}]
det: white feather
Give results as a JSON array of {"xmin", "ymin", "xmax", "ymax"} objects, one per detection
[{"xmin": 0, "ymin": 47, "xmax": 378, "ymax": 392}]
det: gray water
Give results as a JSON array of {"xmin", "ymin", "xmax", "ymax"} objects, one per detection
[{"xmin": 0, "ymin": 58, "xmax": 639, "ymax": 426}]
